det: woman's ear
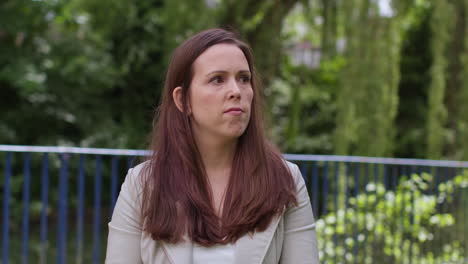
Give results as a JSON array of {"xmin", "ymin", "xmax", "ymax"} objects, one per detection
[
  {"xmin": 172, "ymin": 86, "xmax": 184, "ymax": 112},
  {"xmin": 173, "ymin": 86, "xmax": 192, "ymax": 114}
]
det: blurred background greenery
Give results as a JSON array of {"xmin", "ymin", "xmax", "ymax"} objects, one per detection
[
  {"xmin": 2, "ymin": 1, "xmax": 468, "ymax": 262},
  {"xmin": 1, "ymin": 0, "xmax": 468, "ymax": 160}
]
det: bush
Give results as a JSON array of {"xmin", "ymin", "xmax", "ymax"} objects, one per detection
[{"xmin": 316, "ymin": 171, "xmax": 468, "ymax": 263}]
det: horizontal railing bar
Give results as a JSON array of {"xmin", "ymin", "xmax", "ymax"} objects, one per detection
[
  {"xmin": 282, "ymin": 154, "xmax": 468, "ymax": 168},
  {"xmin": 0, "ymin": 145, "xmax": 149, "ymax": 156},
  {"xmin": 0, "ymin": 145, "xmax": 467, "ymax": 168}
]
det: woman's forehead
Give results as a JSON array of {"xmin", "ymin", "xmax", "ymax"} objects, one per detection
[{"xmin": 193, "ymin": 43, "xmax": 250, "ymax": 74}]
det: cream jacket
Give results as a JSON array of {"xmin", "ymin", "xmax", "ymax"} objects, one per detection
[{"xmin": 105, "ymin": 161, "xmax": 320, "ymax": 264}]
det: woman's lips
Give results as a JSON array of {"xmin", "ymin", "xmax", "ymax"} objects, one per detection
[{"xmin": 224, "ymin": 108, "xmax": 243, "ymax": 115}]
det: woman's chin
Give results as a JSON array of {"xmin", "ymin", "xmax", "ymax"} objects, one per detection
[{"xmin": 222, "ymin": 128, "xmax": 247, "ymax": 140}]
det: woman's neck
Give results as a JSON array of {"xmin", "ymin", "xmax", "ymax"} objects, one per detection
[
  {"xmin": 195, "ymin": 135, "xmax": 237, "ymax": 216},
  {"xmin": 195, "ymin": 134, "xmax": 237, "ymax": 183}
]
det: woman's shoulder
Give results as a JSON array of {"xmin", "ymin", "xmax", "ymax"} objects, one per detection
[
  {"xmin": 283, "ymin": 160, "xmax": 302, "ymax": 184},
  {"xmin": 122, "ymin": 160, "xmax": 152, "ymax": 197},
  {"xmin": 128, "ymin": 160, "xmax": 151, "ymax": 178}
]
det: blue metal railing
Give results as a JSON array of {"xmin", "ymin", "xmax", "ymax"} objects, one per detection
[
  {"xmin": 1, "ymin": 145, "xmax": 467, "ymax": 263},
  {"xmin": 40, "ymin": 153, "xmax": 48, "ymax": 264},
  {"xmin": 2, "ymin": 152, "xmax": 11, "ymax": 264},
  {"xmin": 76, "ymin": 155, "xmax": 84, "ymax": 264}
]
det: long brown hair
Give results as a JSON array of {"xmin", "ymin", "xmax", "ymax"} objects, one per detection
[{"xmin": 142, "ymin": 28, "xmax": 297, "ymax": 246}]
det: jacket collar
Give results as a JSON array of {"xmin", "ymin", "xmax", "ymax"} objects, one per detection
[
  {"xmin": 161, "ymin": 234, "xmax": 193, "ymax": 264},
  {"xmin": 233, "ymin": 215, "xmax": 281, "ymax": 264},
  {"xmin": 161, "ymin": 216, "xmax": 281, "ymax": 264}
]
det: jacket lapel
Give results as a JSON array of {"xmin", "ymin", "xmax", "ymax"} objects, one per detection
[
  {"xmin": 161, "ymin": 235, "xmax": 193, "ymax": 264},
  {"xmin": 161, "ymin": 215, "xmax": 281, "ymax": 264},
  {"xmin": 234, "ymin": 215, "xmax": 282, "ymax": 264}
]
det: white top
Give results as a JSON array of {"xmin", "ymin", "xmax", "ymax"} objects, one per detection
[{"xmin": 193, "ymin": 243, "xmax": 235, "ymax": 264}]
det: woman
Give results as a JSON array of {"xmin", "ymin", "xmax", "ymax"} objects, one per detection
[{"xmin": 106, "ymin": 28, "xmax": 319, "ymax": 264}]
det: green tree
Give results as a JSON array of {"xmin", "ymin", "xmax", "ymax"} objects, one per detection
[
  {"xmin": 395, "ymin": 6, "xmax": 432, "ymax": 159},
  {"xmin": 459, "ymin": 0, "xmax": 468, "ymax": 161},
  {"xmin": 426, "ymin": 0, "xmax": 454, "ymax": 159},
  {"xmin": 334, "ymin": 0, "xmax": 405, "ymax": 157}
]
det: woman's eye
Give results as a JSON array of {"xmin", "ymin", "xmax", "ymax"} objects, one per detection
[
  {"xmin": 210, "ymin": 76, "xmax": 224, "ymax": 84},
  {"xmin": 239, "ymin": 75, "xmax": 251, "ymax": 83}
]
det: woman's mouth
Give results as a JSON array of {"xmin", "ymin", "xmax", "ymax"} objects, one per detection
[{"xmin": 224, "ymin": 107, "xmax": 243, "ymax": 115}]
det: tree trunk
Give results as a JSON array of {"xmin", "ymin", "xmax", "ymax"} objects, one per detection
[
  {"xmin": 426, "ymin": 0, "xmax": 454, "ymax": 159},
  {"xmin": 445, "ymin": 0, "xmax": 466, "ymax": 159},
  {"xmin": 219, "ymin": 0, "xmax": 299, "ymax": 88},
  {"xmin": 457, "ymin": 0, "xmax": 468, "ymax": 160},
  {"xmin": 321, "ymin": 0, "xmax": 337, "ymax": 60}
]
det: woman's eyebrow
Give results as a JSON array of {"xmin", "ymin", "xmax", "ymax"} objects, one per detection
[
  {"xmin": 205, "ymin": 70, "xmax": 251, "ymax": 77},
  {"xmin": 206, "ymin": 70, "xmax": 227, "ymax": 77}
]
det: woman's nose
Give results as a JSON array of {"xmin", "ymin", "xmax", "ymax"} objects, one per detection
[{"xmin": 228, "ymin": 79, "xmax": 241, "ymax": 99}]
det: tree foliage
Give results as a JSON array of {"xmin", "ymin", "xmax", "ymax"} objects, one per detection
[
  {"xmin": 1, "ymin": 0, "xmax": 468, "ymax": 161},
  {"xmin": 426, "ymin": 0, "xmax": 454, "ymax": 159},
  {"xmin": 460, "ymin": 0, "xmax": 468, "ymax": 160},
  {"xmin": 317, "ymin": 171, "xmax": 468, "ymax": 263},
  {"xmin": 2, "ymin": 1, "xmax": 468, "ymax": 261}
]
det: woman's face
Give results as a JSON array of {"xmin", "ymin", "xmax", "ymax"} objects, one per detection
[{"xmin": 188, "ymin": 43, "xmax": 254, "ymax": 142}]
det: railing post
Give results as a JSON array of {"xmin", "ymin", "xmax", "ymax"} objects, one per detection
[
  {"xmin": 312, "ymin": 161, "xmax": 319, "ymax": 218},
  {"xmin": 363, "ymin": 163, "xmax": 370, "ymax": 262},
  {"xmin": 391, "ymin": 165, "xmax": 398, "ymax": 257},
  {"xmin": 344, "ymin": 162, "xmax": 350, "ymax": 263},
  {"xmin": 40, "ymin": 153, "xmax": 49, "ymax": 264},
  {"xmin": 300, "ymin": 162, "xmax": 309, "ymax": 187},
  {"xmin": 2, "ymin": 152, "xmax": 12, "ymax": 264},
  {"xmin": 77, "ymin": 155, "xmax": 85, "ymax": 264},
  {"xmin": 57, "ymin": 154, "xmax": 69, "ymax": 264},
  {"xmin": 353, "ymin": 163, "xmax": 359, "ymax": 262},
  {"xmin": 93, "ymin": 155, "xmax": 102, "ymax": 264},
  {"xmin": 110, "ymin": 156, "xmax": 118, "ymax": 214},
  {"xmin": 372, "ymin": 163, "xmax": 379, "ymax": 261},
  {"xmin": 333, "ymin": 162, "xmax": 339, "ymax": 264},
  {"xmin": 409, "ymin": 165, "xmax": 415, "ymax": 264},
  {"xmin": 321, "ymin": 162, "xmax": 329, "ymax": 259},
  {"xmin": 22, "ymin": 153, "xmax": 31, "ymax": 264},
  {"xmin": 127, "ymin": 156, "xmax": 135, "ymax": 170}
]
